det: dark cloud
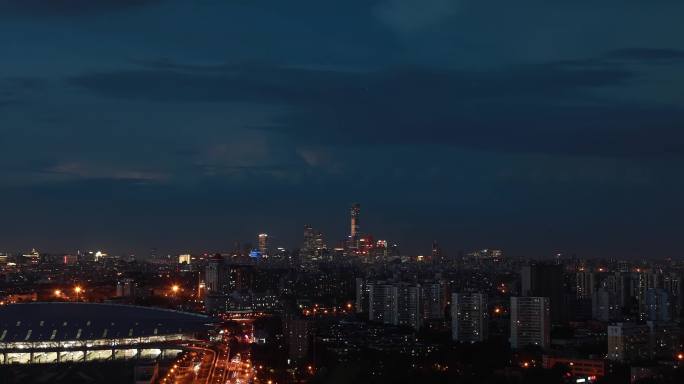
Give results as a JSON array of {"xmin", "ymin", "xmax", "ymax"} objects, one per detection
[
  {"xmin": 3, "ymin": 0, "xmax": 684, "ymax": 257},
  {"xmin": 0, "ymin": 77, "xmax": 46, "ymax": 109},
  {"xmin": 0, "ymin": 0, "xmax": 161, "ymax": 14},
  {"xmin": 607, "ymin": 48, "xmax": 684, "ymax": 61},
  {"xmin": 68, "ymin": 58, "xmax": 684, "ymax": 157},
  {"xmin": 0, "ymin": 99, "xmax": 19, "ymax": 108}
]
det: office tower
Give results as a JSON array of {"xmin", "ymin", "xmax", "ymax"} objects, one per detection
[
  {"xmin": 258, "ymin": 233, "xmax": 269, "ymax": 257},
  {"xmin": 576, "ymin": 271, "xmax": 596, "ymax": 299},
  {"xmin": 521, "ymin": 264, "xmax": 565, "ymax": 323},
  {"xmin": 422, "ymin": 282, "xmax": 447, "ymax": 321},
  {"xmin": 510, "ymin": 297, "xmax": 551, "ymax": 349},
  {"xmin": 452, "ymin": 293, "xmax": 488, "ymax": 343},
  {"xmin": 607, "ymin": 323, "xmax": 651, "ymax": 362},
  {"xmin": 178, "ymin": 254, "xmax": 191, "ymax": 264},
  {"xmin": 350, "ymin": 203, "xmax": 360, "ymax": 243},
  {"xmin": 301, "ymin": 225, "xmax": 327, "ymax": 263},
  {"xmin": 644, "ymin": 288, "xmax": 671, "ymax": 321},
  {"xmin": 205, "ymin": 253, "xmax": 226, "ymax": 294}
]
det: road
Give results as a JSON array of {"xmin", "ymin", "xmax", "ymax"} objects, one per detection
[
  {"xmin": 158, "ymin": 319, "xmax": 257, "ymax": 384},
  {"xmin": 158, "ymin": 345, "xmax": 216, "ymax": 384}
]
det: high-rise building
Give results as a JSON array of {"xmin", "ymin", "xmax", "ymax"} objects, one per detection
[
  {"xmin": 422, "ymin": 282, "xmax": 447, "ymax": 321},
  {"xmin": 644, "ymin": 288, "xmax": 671, "ymax": 322},
  {"xmin": 178, "ymin": 254, "xmax": 191, "ymax": 264},
  {"xmin": 592, "ymin": 288, "xmax": 620, "ymax": 322},
  {"xmin": 368, "ymin": 282, "xmax": 422, "ymax": 330},
  {"xmin": 350, "ymin": 203, "xmax": 360, "ymax": 243},
  {"xmin": 577, "ymin": 271, "xmax": 596, "ymax": 299},
  {"xmin": 283, "ymin": 313, "xmax": 312, "ymax": 362},
  {"xmin": 258, "ymin": 234, "xmax": 269, "ymax": 257},
  {"xmin": 608, "ymin": 321, "xmax": 681, "ymax": 362},
  {"xmin": 452, "ymin": 292, "xmax": 488, "ymax": 343},
  {"xmin": 510, "ymin": 297, "xmax": 551, "ymax": 349},
  {"xmin": 648, "ymin": 321, "xmax": 681, "ymax": 360},
  {"xmin": 355, "ymin": 278, "xmax": 369, "ymax": 313},
  {"xmin": 397, "ymin": 283, "xmax": 422, "ymax": 330},
  {"xmin": 205, "ymin": 253, "xmax": 226, "ymax": 294},
  {"xmin": 301, "ymin": 225, "xmax": 327, "ymax": 263},
  {"xmin": 607, "ymin": 322, "xmax": 651, "ymax": 362},
  {"xmin": 521, "ymin": 264, "xmax": 565, "ymax": 323},
  {"xmin": 368, "ymin": 283, "xmax": 397, "ymax": 325},
  {"xmin": 663, "ymin": 272, "xmax": 682, "ymax": 320}
]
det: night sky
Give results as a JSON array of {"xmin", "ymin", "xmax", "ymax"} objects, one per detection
[{"xmin": 1, "ymin": 0, "xmax": 683, "ymax": 258}]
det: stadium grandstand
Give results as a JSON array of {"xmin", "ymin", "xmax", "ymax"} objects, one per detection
[{"xmin": 0, "ymin": 302, "xmax": 215, "ymax": 365}]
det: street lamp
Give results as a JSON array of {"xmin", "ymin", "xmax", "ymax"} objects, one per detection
[
  {"xmin": 171, "ymin": 285, "xmax": 180, "ymax": 294},
  {"xmin": 74, "ymin": 286, "xmax": 82, "ymax": 301}
]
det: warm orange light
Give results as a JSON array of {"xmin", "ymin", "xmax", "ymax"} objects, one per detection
[
  {"xmin": 74, "ymin": 286, "xmax": 82, "ymax": 294},
  {"xmin": 677, "ymin": 353, "xmax": 684, "ymax": 360},
  {"xmin": 171, "ymin": 285, "xmax": 180, "ymax": 293},
  {"xmin": 494, "ymin": 308, "xmax": 501, "ymax": 314},
  {"xmin": 54, "ymin": 289, "xmax": 62, "ymax": 297},
  {"xmin": 523, "ymin": 362, "xmax": 529, "ymax": 368}
]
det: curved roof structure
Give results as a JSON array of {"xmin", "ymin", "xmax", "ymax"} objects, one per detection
[{"xmin": 0, "ymin": 303, "xmax": 214, "ymax": 343}]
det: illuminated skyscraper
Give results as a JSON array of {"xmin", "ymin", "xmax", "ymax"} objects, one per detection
[
  {"xmin": 258, "ymin": 233, "xmax": 269, "ymax": 257},
  {"xmin": 350, "ymin": 203, "xmax": 360, "ymax": 243},
  {"xmin": 301, "ymin": 225, "xmax": 327, "ymax": 262}
]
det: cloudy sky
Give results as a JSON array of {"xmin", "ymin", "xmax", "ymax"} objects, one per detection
[{"xmin": 1, "ymin": 0, "xmax": 683, "ymax": 258}]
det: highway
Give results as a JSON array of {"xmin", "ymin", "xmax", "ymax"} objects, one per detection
[{"xmin": 158, "ymin": 319, "xmax": 257, "ymax": 384}]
